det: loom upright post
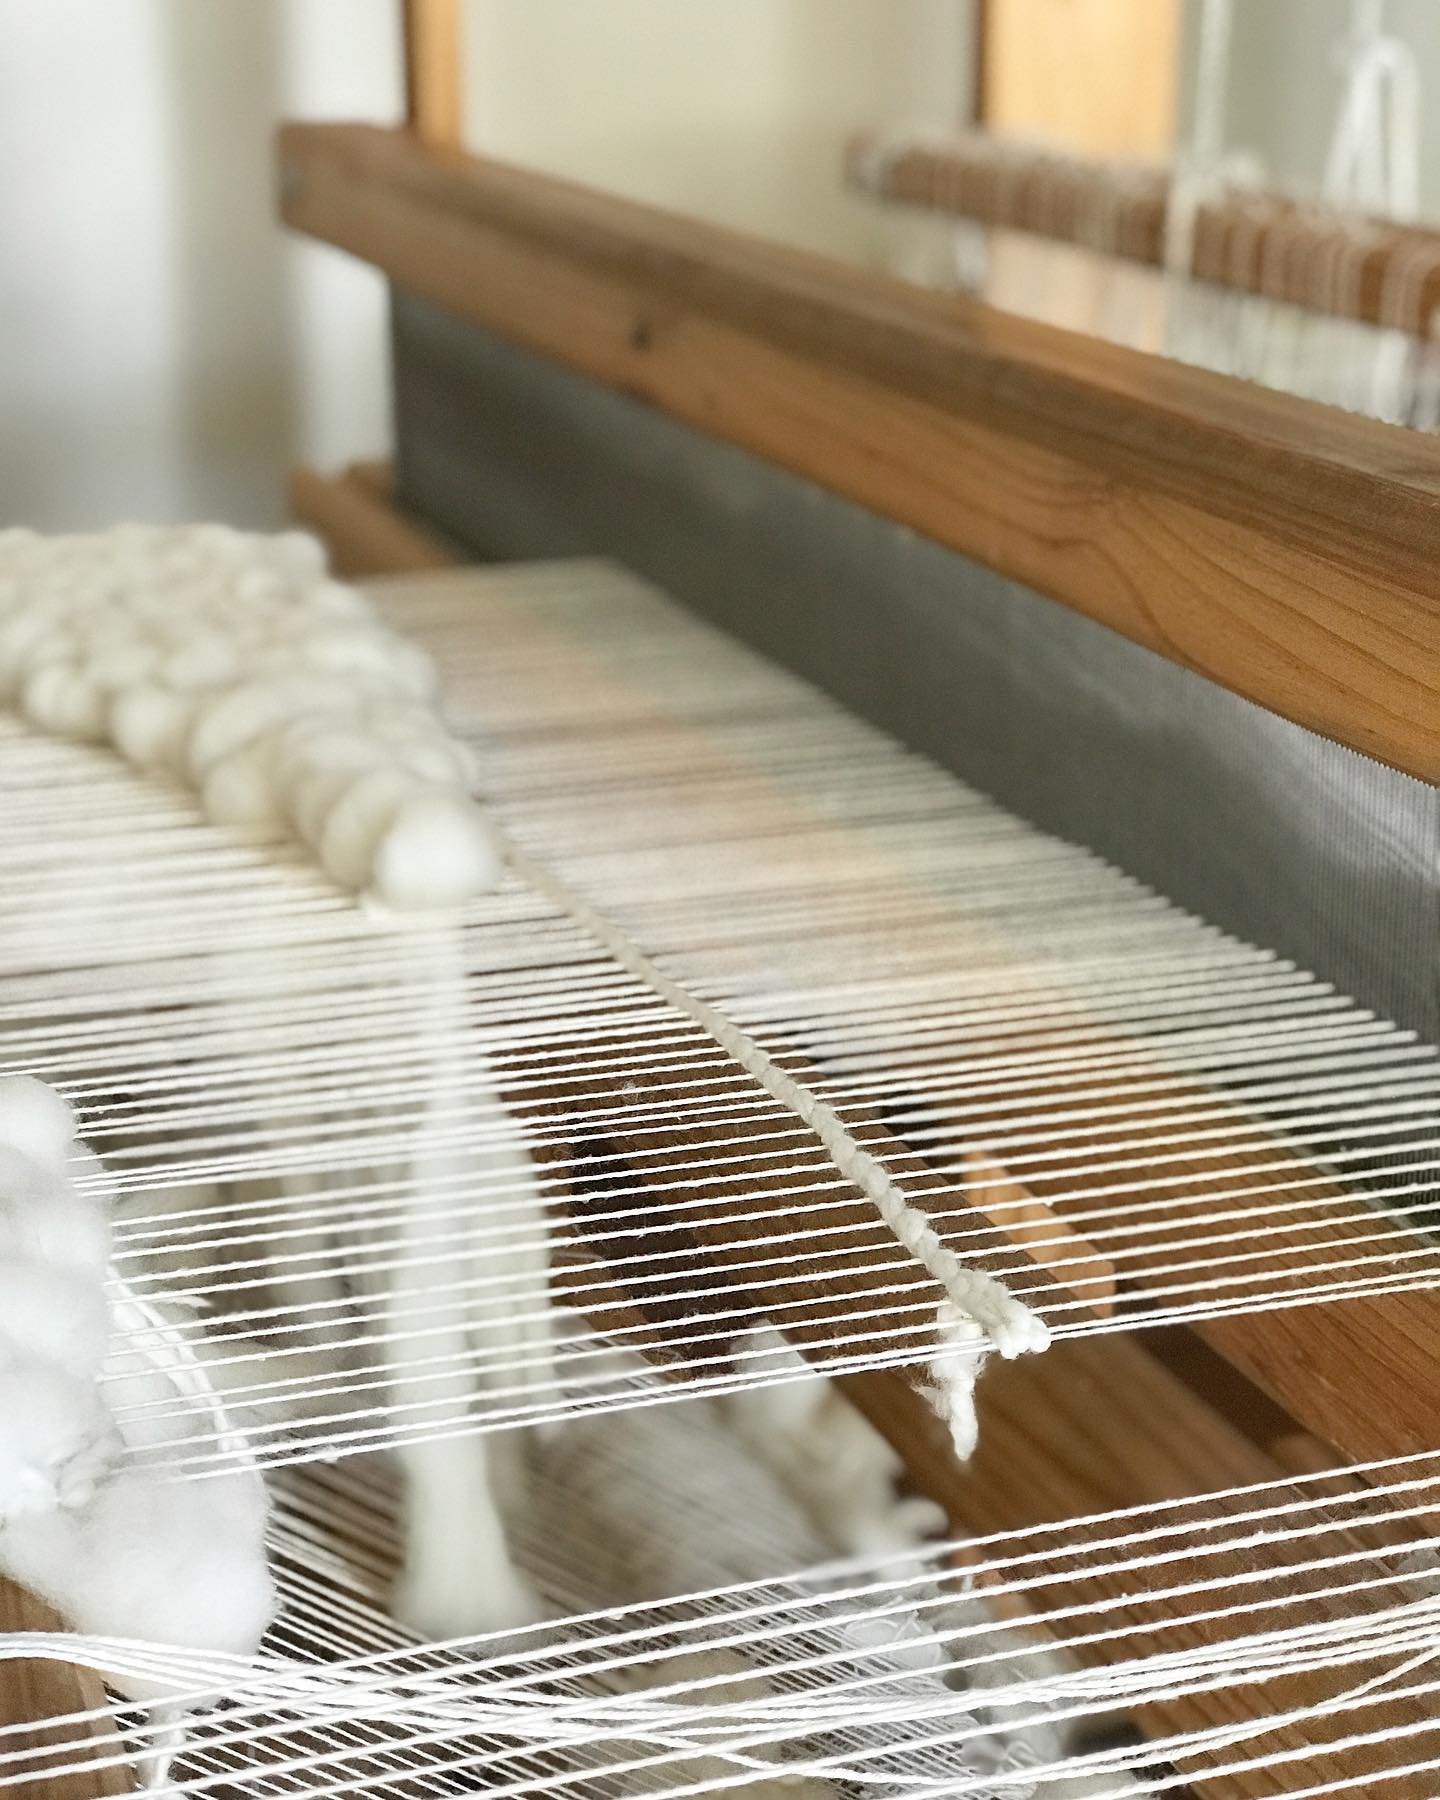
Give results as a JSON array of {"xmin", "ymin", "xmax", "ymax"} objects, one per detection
[{"xmin": 401, "ymin": 0, "xmax": 464, "ymax": 153}]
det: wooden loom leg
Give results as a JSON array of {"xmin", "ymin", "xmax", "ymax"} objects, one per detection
[
  {"xmin": 287, "ymin": 463, "xmax": 460, "ymax": 580},
  {"xmin": 978, "ymin": 0, "xmax": 1181, "ymax": 160},
  {"xmin": 401, "ymin": 0, "xmax": 464, "ymax": 153},
  {"xmin": 0, "ymin": 1577, "xmax": 134, "ymax": 1798}
]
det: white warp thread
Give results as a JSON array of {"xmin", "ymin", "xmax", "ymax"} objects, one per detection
[{"xmin": 505, "ymin": 844, "xmax": 1049, "ymax": 1457}]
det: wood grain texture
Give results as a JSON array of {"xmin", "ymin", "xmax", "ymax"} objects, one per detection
[
  {"xmin": 278, "ymin": 124, "xmax": 1440, "ymax": 781},
  {"xmin": 402, "ymin": 0, "xmax": 464, "ymax": 152},
  {"xmin": 843, "ymin": 1334, "xmax": 1440, "ymax": 1798},
  {"xmin": 513, "ymin": 1051, "xmax": 1071, "ymax": 1396},
  {"xmin": 0, "ymin": 1578, "xmax": 134, "ymax": 1797},
  {"xmin": 288, "ymin": 462, "xmax": 461, "ymax": 578}
]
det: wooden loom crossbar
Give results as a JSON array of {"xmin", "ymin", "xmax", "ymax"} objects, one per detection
[
  {"xmin": 524, "ymin": 1085, "xmax": 1440, "ymax": 1797},
  {"xmin": 0, "ymin": 1584, "xmax": 134, "ymax": 1797},
  {"xmin": 277, "ymin": 122, "xmax": 1440, "ymax": 785},
  {"xmin": 846, "ymin": 129, "xmax": 1440, "ymax": 337}
]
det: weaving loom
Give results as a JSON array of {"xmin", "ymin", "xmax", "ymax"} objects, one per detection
[
  {"xmin": 5, "ymin": 556, "xmax": 1440, "ymax": 1796},
  {"xmin": 7, "ymin": 3, "xmax": 1440, "ymax": 1796}
]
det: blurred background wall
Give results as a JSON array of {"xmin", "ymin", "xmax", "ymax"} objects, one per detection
[
  {"xmin": 0, "ymin": 0, "xmax": 399, "ymax": 532},
  {"xmin": 0, "ymin": 0, "xmax": 974, "ymax": 535},
  {"xmin": 461, "ymin": 0, "xmax": 974, "ymax": 260}
]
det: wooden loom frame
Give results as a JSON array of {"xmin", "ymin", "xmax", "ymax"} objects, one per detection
[
  {"xmin": 283, "ymin": 121, "xmax": 1440, "ymax": 784},
  {"xmin": 278, "ymin": 71, "xmax": 1440, "ymax": 1792},
  {"xmin": 8, "ymin": 13, "xmax": 1439, "ymax": 1800}
]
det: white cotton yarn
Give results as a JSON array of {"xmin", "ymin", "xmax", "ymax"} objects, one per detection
[
  {"xmin": 506, "ymin": 844, "xmax": 1050, "ymax": 1456},
  {"xmin": 0, "ymin": 1075, "xmax": 274, "ymax": 1700},
  {"xmin": 0, "ymin": 525, "xmax": 501, "ymax": 910}
]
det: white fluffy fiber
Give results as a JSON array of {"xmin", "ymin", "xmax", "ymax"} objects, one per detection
[
  {"xmin": 0, "ymin": 524, "xmax": 501, "ymax": 910},
  {"xmin": 0, "ymin": 1075, "xmax": 273, "ymax": 1695},
  {"xmin": 722, "ymin": 1327, "xmax": 947, "ymax": 1557}
]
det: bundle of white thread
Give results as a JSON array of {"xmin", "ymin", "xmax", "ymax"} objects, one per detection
[
  {"xmin": 0, "ymin": 1075, "xmax": 274, "ymax": 1709},
  {"xmin": 0, "ymin": 524, "xmax": 500, "ymax": 909}
]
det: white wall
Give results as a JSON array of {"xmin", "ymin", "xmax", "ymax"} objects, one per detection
[
  {"xmin": 280, "ymin": 0, "xmax": 404, "ymax": 482},
  {"xmin": 0, "ymin": 3, "xmax": 188, "ymax": 529},
  {"xmin": 462, "ymin": 0, "xmax": 974, "ymax": 263},
  {"xmin": 0, "ymin": 0, "xmax": 969, "ymax": 534},
  {"xmin": 0, "ymin": 0, "xmax": 400, "ymax": 533}
]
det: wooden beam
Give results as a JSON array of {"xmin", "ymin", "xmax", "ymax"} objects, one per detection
[
  {"xmin": 288, "ymin": 462, "xmax": 462, "ymax": 578},
  {"xmin": 847, "ymin": 129, "xmax": 1440, "ymax": 337},
  {"xmin": 401, "ymin": 0, "xmax": 464, "ymax": 152},
  {"xmin": 978, "ymin": 0, "xmax": 1181, "ymax": 158},
  {"xmin": 918, "ymin": 1058, "xmax": 1440, "ymax": 1475},
  {"xmin": 493, "ymin": 1017, "xmax": 1436, "ymax": 1792},
  {"xmin": 278, "ymin": 123, "xmax": 1440, "ymax": 783}
]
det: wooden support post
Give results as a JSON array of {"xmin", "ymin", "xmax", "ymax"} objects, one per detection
[
  {"xmin": 402, "ymin": 0, "xmax": 464, "ymax": 153},
  {"xmin": 288, "ymin": 462, "xmax": 461, "ymax": 578},
  {"xmin": 977, "ymin": 0, "xmax": 1181, "ymax": 158}
]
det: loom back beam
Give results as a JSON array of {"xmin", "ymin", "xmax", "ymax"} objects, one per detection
[
  {"xmin": 275, "ymin": 122, "xmax": 1440, "ymax": 785},
  {"xmin": 844, "ymin": 129, "xmax": 1440, "ymax": 338}
]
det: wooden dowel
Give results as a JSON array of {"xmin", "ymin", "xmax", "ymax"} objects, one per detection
[
  {"xmin": 0, "ymin": 1578, "xmax": 134, "ymax": 1798},
  {"xmin": 288, "ymin": 463, "xmax": 461, "ymax": 579},
  {"xmin": 401, "ymin": 0, "xmax": 464, "ymax": 152},
  {"xmin": 931, "ymin": 1053, "xmax": 1440, "ymax": 1471},
  {"xmin": 847, "ymin": 129, "xmax": 1440, "ymax": 338}
]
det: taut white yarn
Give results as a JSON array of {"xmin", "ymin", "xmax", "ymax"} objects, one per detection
[
  {"xmin": 0, "ymin": 525, "xmax": 500, "ymax": 910},
  {"xmin": 0, "ymin": 1075, "xmax": 273, "ymax": 1734},
  {"xmin": 507, "ymin": 843, "xmax": 1050, "ymax": 1459}
]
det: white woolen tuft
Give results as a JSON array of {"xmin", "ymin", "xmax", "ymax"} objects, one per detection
[
  {"xmin": 0, "ymin": 1075, "xmax": 76, "ymax": 1167},
  {"xmin": 0, "ymin": 1076, "xmax": 275, "ymax": 1695},
  {"xmin": 0, "ymin": 525, "xmax": 503, "ymax": 911},
  {"xmin": 371, "ymin": 790, "xmax": 504, "ymax": 911},
  {"xmin": 0, "ymin": 1365, "xmax": 117, "ymax": 1518}
]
